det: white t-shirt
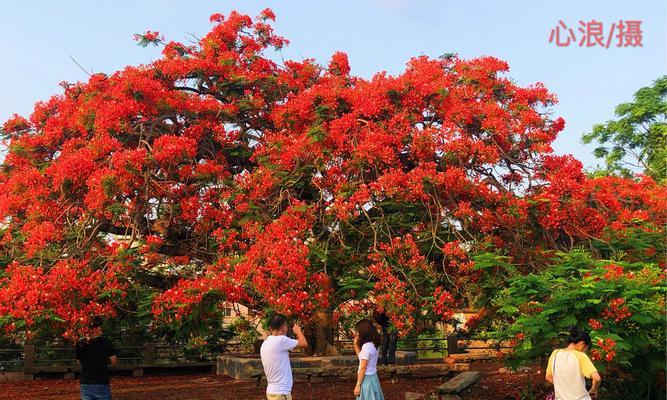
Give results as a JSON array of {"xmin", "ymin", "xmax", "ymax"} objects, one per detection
[
  {"xmin": 547, "ymin": 349, "xmax": 597, "ymax": 400},
  {"xmin": 260, "ymin": 335, "xmax": 299, "ymax": 394},
  {"xmin": 358, "ymin": 342, "xmax": 379, "ymax": 376}
]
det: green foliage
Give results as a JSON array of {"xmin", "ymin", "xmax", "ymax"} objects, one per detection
[
  {"xmin": 494, "ymin": 249, "xmax": 666, "ymax": 398},
  {"xmin": 592, "ymin": 226, "xmax": 666, "ymax": 263},
  {"xmin": 582, "ymin": 76, "xmax": 667, "ymax": 182},
  {"xmin": 227, "ymin": 317, "xmax": 261, "ymax": 352},
  {"xmin": 469, "ymin": 250, "xmax": 518, "ymax": 308}
]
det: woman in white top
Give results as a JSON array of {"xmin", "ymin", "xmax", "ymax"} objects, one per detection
[
  {"xmin": 546, "ymin": 326, "xmax": 602, "ymax": 400},
  {"xmin": 353, "ymin": 319, "xmax": 384, "ymax": 400}
]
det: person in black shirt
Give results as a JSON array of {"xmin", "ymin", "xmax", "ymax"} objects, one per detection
[
  {"xmin": 75, "ymin": 317, "xmax": 117, "ymax": 400},
  {"xmin": 373, "ymin": 311, "xmax": 398, "ymax": 365}
]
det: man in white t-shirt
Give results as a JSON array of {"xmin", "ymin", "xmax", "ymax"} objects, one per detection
[{"xmin": 260, "ymin": 314, "xmax": 308, "ymax": 400}]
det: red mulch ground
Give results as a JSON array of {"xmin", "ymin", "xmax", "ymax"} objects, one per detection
[{"xmin": 0, "ymin": 361, "xmax": 548, "ymax": 400}]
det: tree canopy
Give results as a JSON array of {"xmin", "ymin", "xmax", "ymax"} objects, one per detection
[
  {"xmin": 583, "ymin": 76, "xmax": 667, "ymax": 182},
  {"xmin": 0, "ymin": 10, "xmax": 664, "ymax": 350}
]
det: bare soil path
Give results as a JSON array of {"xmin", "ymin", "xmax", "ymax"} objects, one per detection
[{"xmin": 0, "ymin": 361, "xmax": 547, "ymax": 400}]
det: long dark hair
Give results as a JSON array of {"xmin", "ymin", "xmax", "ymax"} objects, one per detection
[
  {"xmin": 566, "ymin": 326, "xmax": 592, "ymax": 348},
  {"xmin": 355, "ymin": 319, "xmax": 381, "ymax": 347}
]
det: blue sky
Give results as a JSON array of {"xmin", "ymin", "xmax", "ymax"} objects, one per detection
[{"xmin": 1, "ymin": 0, "xmax": 665, "ymax": 168}]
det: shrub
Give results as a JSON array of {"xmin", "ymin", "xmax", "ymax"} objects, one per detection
[{"xmin": 494, "ymin": 250, "xmax": 665, "ymax": 398}]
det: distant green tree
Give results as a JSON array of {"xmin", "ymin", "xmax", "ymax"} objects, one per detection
[{"xmin": 582, "ymin": 76, "xmax": 666, "ymax": 182}]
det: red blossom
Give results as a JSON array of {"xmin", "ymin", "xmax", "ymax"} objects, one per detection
[
  {"xmin": 0, "ymin": 9, "xmax": 663, "ymax": 342},
  {"xmin": 601, "ymin": 298, "xmax": 632, "ymax": 322},
  {"xmin": 133, "ymin": 30, "xmax": 163, "ymax": 46},
  {"xmin": 596, "ymin": 338, "xmax": 617, "ymax": 362},
  {"xmin": 588, "ymin": 318, "xmax": 603, "ymax": 330}
]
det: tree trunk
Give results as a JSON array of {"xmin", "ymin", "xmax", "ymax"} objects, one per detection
[{"xmin": 305, "ymin": 310, "xmax": 339, "ymax": 356}]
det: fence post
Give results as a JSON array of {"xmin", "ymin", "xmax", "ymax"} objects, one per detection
[
  {"xmin": 143, "ymin": 343, "xmax": 155, "ymax": 364},
  {"xmin": 447, "ymin": 334, "xmax": 460, "ymax": 354},
  {"xmin": 23, "ymin": 344, "xmax": 35, "ymax": 380}
]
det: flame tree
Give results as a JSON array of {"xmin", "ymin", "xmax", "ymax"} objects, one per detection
[{"xmin": 0, "ymin": 10, "xmax": 663, "ymax": 353}]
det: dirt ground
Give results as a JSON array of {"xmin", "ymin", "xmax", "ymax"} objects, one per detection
[{"xmin": 0, "ymin": 361, "xmax": 548, "ymax": 400}]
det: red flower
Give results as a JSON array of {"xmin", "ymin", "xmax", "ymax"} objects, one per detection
[
  {"xmin": 588, "ymin": 318, "xmax": 603, "ymax": 330},
  {"xmin": 258, "ymin": 8, "xmax": 276, "ymax": 21},
  {"xmin": 595, "ymin": 337, "xmax": 617, "ymax": 362},
  {"xmin": 603, "ymin": 264, "xmax": 624, "ymax": 280},
  {"xmin": 133, "ymin": 30, "xmax": 163, "ymax": 46},
  {"xmin": 591, "ymin": 349, "xmax": 602, "ymax": 361},
  {"xmin": 601, "ymin": 298, "xmax": 632, "ymax": 322},
  {"xmin": 328, "ymin": 52, "xmax": 351, "ymax": 76}
]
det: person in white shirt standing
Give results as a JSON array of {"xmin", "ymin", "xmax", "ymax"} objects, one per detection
[
  {"xmin": 260, "ymin": 314, "xmax": 308, "ymax": 400},
  {"xmin": 353, "ymin": 319, "xmax": 384, "ymax": 400},
  {"xmin": 545, "ymin": 326, "xmax": 602, "ymax": 400}
]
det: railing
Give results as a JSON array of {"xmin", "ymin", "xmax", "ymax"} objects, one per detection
[
  {"xmin": 0, "ymin": 341, "xmax": 248, "ymax": 377},
  {"xmin": 0, "ymin": 335, "xmax": 513, "ymax": 378},
  {"xmin": 0, "ymin": 347, "xmax": 24, "ymax": 372},
  {"xmin": 334, "ymin": 337, "xmax": 447, "ymax": 352},
  {"xmin": 334, "ymin": 334, "xmax": 512, "ymax": 355}
]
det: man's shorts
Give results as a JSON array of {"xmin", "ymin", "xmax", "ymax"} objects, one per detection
[{"xmin": 266, "ymin": 394, "xmax": 292, "ymax": 400}]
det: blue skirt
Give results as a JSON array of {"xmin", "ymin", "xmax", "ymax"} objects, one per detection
[{"xmin": 356, "ymin": 373, "xmax": 384, "ymax": 400}]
